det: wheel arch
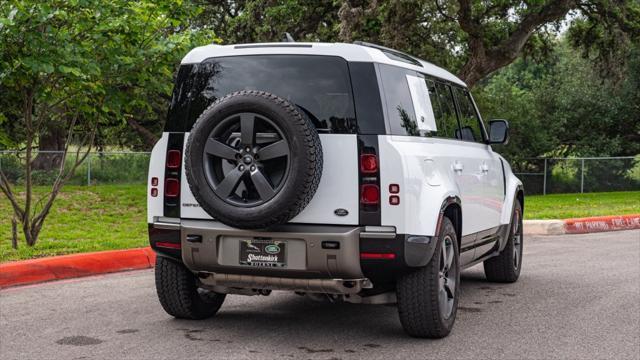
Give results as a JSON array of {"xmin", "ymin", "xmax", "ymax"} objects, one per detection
[
  {"xmin": 438, "ymin": 196, "xmax": 462, "ymax": 250},
  {"xmin": 500, "ymin": 161, "xmax": 525, "ymax": 225},
  {"xmin": 516, "ymin": 187, "xmax": 524, "ymax": 212}
]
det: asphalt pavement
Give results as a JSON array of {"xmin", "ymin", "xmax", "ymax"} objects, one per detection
[{"xmin": 1, "ymin": 230, "xmax": 639, "ymax": 360}]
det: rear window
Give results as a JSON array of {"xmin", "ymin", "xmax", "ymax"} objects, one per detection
[{"xmin": 165, "ymin": 55, "xmax": 357, "ymax": 133}]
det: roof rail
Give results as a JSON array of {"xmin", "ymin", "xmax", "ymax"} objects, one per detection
[{"xmin": 353, "ymin": 41, "xmax": 422, "ymax": 67}]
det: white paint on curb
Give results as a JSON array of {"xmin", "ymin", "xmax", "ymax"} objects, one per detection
[{"xmin": 523, "ymin": 220, "xmax": 565, "ymax": 236}]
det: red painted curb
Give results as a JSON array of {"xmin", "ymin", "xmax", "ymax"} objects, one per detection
[
  {"xmin": 0, "ymin": 247, "xmax": 156, "ymax": 289},
  {"xmin": 564, "ymin": 214, "xmax": 640, "ymax": 234},
  {"xmin": 2, "ymin": 215, "xmax": 639, "ymax": 289}
]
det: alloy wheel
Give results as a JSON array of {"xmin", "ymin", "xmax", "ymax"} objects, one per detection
[
  {"xmin": 512, "ymin": 209, "xmax": 523, "ymax": 270},
  {"xmin": 202, "ymin": 112, "xmax": 290, "ymax": 207},
  {"xmin": 438, "ymin": 235, "xmax": 457, "ymax": 319}
]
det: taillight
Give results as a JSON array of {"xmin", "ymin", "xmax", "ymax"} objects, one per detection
[
  {"xmin": 361, "ymin": 184, "xmax": 380, "ymax": 205},
  {"xmin": 166, "ymin": 150, "xmax": 181, "ymax": 169},
  {"xmin": 165, "ymin": 178, "xmax": 180, "ymax": 197},
  {"xmin": 360, "ymin": 154, "xmax": 378, "ymax": 173}
]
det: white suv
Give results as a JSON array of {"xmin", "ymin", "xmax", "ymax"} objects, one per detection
[{"xmin": 147, "ymin": 41, "xmax": 524, "ymax": 338}]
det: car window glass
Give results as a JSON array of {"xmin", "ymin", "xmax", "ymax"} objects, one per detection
[
  {"xmin": 406, "ymin": 75, "xmax": 437, "ymax": 132},
  {"xmin": 378, "ymin": 64, "xmax": 419, "ymax": 136},
  {"xmin": 453, "ymin": 87, "xmax": 483, "ymax": 142},
  {"xmin": 166, "ymin": 55, "xmax": 357, "ymax": 133},
  {"xmin": 428, "ymin": 80, "xmax": 459, "ymax": 139}
]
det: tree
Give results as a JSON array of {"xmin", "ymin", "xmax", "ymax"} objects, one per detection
[
  {"xmin": 199, "ymin": 1, "xmax": 639, "ymax": 87},
  {"xmin": 0, "ymin": 0, "xmax": 215, "ymax": 247},
  {"xmin": 337, "ymin": 0, "xmax": 640, "ymax": 87},
  {"xmin": 474, "ymin": 38, "xmax": 640, "ymax": 160},
  {"xmin": 194, "ymin": 0, "xmax": 341, "ymax": 43}
]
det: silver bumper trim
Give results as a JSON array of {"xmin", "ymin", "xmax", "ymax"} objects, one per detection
[
  {"xmin": 360, "ymin": 226, "xmax": 397, "ymax": 239},
  {"xmin": 153, "ymin": 217, "xmax": 180, "ymax": 230},
  {"xmin": 200, "ymin": 273, "xmax": 372, "ymax": 294}
]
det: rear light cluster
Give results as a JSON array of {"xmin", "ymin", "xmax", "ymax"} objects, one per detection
[
  {"xmin": 151, "ymin": 149, "xmax": 182, "ymax": 198},
  {"xmin": 166, "ymin": 150, "xmax": 181, "ymax": 169},
  {"xmin": 360, "ymin": 154, "xmax": 380, "ymax": 206},
  {"xmin": 358, "ymin": 150, "xmax": 400, "ymax": 261},
  {"xmin": 389, "ymin": 183, "xmax": 400, "ymax": 205},
  {"xmin": 164, "ymin": 150, "xmax": 181, "ymax": 198},
  {"xmin": 150, "ymin": 177, "xmax": 159, "ymax": 197}
]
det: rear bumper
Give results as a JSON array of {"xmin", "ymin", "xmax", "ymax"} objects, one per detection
[{"xmin": 149, "ymin": 217, "xmax": 437, "ymax": 292}]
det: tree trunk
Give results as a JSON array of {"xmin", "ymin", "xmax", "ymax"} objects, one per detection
[
  {"xmin": 126, "ymin": 117, "xmax": 159, "ymax": 149},
  {"xmin": 32, "ymin": 121, "xmax": 67, "ymax": 171},
  {"xmin": 11, "ymin": 216, "xmax": 18, "ymax": 249}
]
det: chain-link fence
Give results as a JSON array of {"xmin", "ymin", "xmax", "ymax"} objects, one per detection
[
  {"xmin": 1, "ymin": 151, "xmax": 639, "ymax": 194},
  {"xmin": 0, "ymin": 150, "xmax": 151, "ymax": 186},
  {"xmin": 511, "ymin": 156, "xmax": 640, "ymax": 195}
]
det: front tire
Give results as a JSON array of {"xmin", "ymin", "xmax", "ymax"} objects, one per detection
[
  {"xmin": 155, "ymin": 257, "xmax": 226, "ymax": 319},
  {"xmin": 483, "ymin": 199, "xmax": 523, "ymax": 283},
  {"xmin": 396, "ymin": 217, "xmax": 460, "ymax": 338}
]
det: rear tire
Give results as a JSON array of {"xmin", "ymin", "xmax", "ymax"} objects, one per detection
[
  {"xmin": 155, "ymin": 257, "xmax": 225, "ymax": 319},
  {"xmin": 396, "ymin": 217, "xmax": 460, "ymax": 338},
  {"xmin": 483, "ymin": 199, "xmax": 523, "ymax": 283}
]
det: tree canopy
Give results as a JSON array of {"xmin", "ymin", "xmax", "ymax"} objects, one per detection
[
  {"xmin": 197, "ymin": 0, "xmax": 639, "ymax": 86},
  {"xmin": 1, "ymin": 0, "xmax": 638, "ymax": 156}
]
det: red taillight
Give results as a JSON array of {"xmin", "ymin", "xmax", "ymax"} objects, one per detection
[
  {"xmin": 360, "ymin": 154, "xmax": 378, "ymax": 174},
  {"xmin": 156, "ymin": 241, "xmax": 181, "ymax": 249},
  {"xmin": 165, "ymin": 178, "xmax": 180, "ymax": 197},
  {"xmin": 151, "ymin": 177, "xmax": 158, "ymax": 186},
  {"xmin": 361, "ymin": 184, "xmax": 380, "ymax": 205},
  {"xmin": 389, "ymin": 184, "xmax": 399, "ymax": 194},
  {"xmin": 389, "ymin": 195, "xmax": 400, "ymax": 205},
  {"xmin": 166, "ymin": 150, "xmax": 181, "ymax": 169},
  {"xmin": 360, "ymin": 252, "xmax": 396, "ymax": 260},
  {"xmin": 151, "ymin": 188, "xmax": 158, "ymax": 197}
]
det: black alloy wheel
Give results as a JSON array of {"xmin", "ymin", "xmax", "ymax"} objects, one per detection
[
  {"xmin": 185, "ymin": 90, "xmax": 322, "ymax": 229},
  {"xmin": 203, "ymin": 112, "xmax": 290, "ymax": 207}
]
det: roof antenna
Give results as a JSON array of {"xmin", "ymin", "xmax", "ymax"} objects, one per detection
[{"xmin": 282, "ymin": 32, "xmax": 295, "ymax": 42}]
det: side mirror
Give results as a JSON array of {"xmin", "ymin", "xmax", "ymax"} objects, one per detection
[{"xmin": 488, "ymin": 119, "xmax": 509, "ymax": 145}]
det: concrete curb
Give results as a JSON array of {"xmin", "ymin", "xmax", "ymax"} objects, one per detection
[
  {"xmin": 523, "ymin": 220, "xmax": 566, "ymax": 235},
  {"xmin": 524, "ymin": 214, "xmax": 640, "ymax": 236},
  {"xmin": 0, "ymin": 247, "xmax": 156, "ymax": 289}
]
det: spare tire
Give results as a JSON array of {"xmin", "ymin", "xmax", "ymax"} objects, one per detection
[{"xmin": 185, "ymin": 90, "xmax": 323, "ymax": 229}]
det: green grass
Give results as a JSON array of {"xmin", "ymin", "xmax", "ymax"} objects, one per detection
[
  {"xmin": 524, "ymin": 191, "xmax": 640, "ymax": 219},
  {"xmin": 1, "ymin": 185, "xmax": 638, "ymax": 262},
  {"xmin": 1, "ymin": 185, "xmax": 147, "ymax": 262}
]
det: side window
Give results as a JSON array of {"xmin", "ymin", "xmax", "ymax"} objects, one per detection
[
  {"xmin": 427, "ymin": 80, "xmax": 459, "ymax": 139},
  {"xmin": 452, "ymin": 87, "xmax": 484, "ymax": 142},
  {"xmin": 378, "ymin": 64, "xmax": 419, "ymax": 136}
]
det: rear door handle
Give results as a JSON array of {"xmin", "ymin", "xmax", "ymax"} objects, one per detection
[
  {"xmin": 480, "ymin": 163, "xmax": 489, "ymax": 173},
  {"xmin": 453, "ymin": 161, "xmax": 463, "ymax": 173}
]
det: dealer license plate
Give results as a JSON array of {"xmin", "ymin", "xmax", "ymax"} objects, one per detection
[{"xmin": 239, "ymin": 239, "xmax": 286, "ymax": 267}]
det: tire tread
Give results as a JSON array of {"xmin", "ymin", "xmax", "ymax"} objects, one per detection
[{"xmin": 155, "ymin": 257, "xmax": 225, "ymax": 319}]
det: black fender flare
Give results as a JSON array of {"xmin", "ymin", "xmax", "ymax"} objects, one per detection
[{"xmin": 498, "ymin": 185, "xmax": 524, "ymax": 252}]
